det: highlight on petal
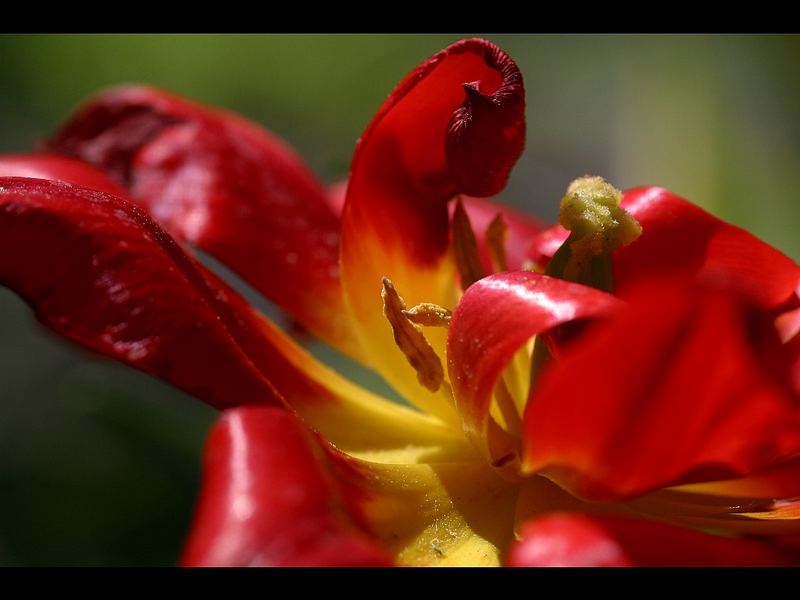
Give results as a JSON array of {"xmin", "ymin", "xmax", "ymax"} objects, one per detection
[
  {"xmin": 508, "ymin": 512, "xmax": 793, "ymax": 566},
  {"xmin": 530, "ymin": 186, "xmax": 800, "ymax": 309},
  {"xmin": 326, "ymin": 179, "xmax": 349, "ymax": 217},
  {"xmin": 47, "ymin": 85, "xmax": 358, "ymax": 356},
  {"xmin": 0, "ymin": 153, "xmax": 127, "ymax": 196},
  {"xmin": 522, "ymin": 277, "xmax": 800, "ymax": 501},
  {"xmin": 181, "ymin": 407, "xmax": 392, "ymax": 567},
  {"xmin": 340, "ymin": 38, "xmax": 526, "ymax": 415},
  {"xmin": 0, "ymin": 177, "xmax": 281, "ymax": 409},
  {"xmin": 447, "ymin": 271, "xmax": 621, "ymax": 464}
]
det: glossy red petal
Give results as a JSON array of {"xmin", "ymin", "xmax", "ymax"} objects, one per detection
[
  {"xmin": 618, "ymin": 187, "xmax": 800, "ymax": 308},
  {"xmin": 0, "ymin": 153, "xmax": 127, "ymax": 196},
  {"xmin": 530, "ymin": 187, "xmax": 800, "ymax": 309},
  {"xmin": 447, "ymin": 271, "xmax": 621, "ymax": 459},
  {"xmin": 181, "ymin": 406, "xmax": 392, "ymax": 567},
  {"xmin": 523, "ymin": 277, "xmax": 800, "ymax": 501},
  {"xmin": 342, "ymin": 37, "xmax": 525, "ymax": 268},
  {"xmin": 47, "ymin": 85, "xmax": 357, "ymax": 355},
  {"xmin": 0, "ymin": 177, "xmax": 281, "ymax": 409},
  {"xmin": 508, "ymin": 512, "xmax": 792, "ymax": 566},
  {"xmin": 340, "ymin": 38, "xmax": 526, "ymax": 411},
  {"xmin": 457, "ymin": 196, "xmax": 544, "ymax": 273},
  {"xmin": 0, "ymin": 176, "xmax": 450, "ymax": 457}
]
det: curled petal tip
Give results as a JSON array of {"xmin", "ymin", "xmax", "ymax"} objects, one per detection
[
  {"xmin": 445, "ymin": 48, "xmax": 525, "ymax": 198},
  {"xmin": 461, "ymin": 81, "xmax": 493, "ymax": 105}
]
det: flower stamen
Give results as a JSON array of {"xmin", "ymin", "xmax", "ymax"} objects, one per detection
[
  {"xmin": 452, "ymin": 198, "xmax": 485, "ymax": 291},
  {"xmin": 485, "ymin": 213, "xmax": 509, "ymax": 272},
  {"xmin": 403, "ymin": 303, "xmax": 452, "ymax": 328},
  {"xmin": 381, "ymin": 277, "xmax": 445, "ymax": 393}
]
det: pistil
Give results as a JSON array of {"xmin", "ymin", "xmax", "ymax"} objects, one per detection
[{"xmin": 546, "ymin": 176, "xmax": 642, "ymax": 293}]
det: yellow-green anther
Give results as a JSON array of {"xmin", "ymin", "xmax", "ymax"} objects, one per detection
[
  {"xmin": 560, "ymin": 176, "xmax": 641, "ymax": 250},
  {"xmin": 546, "ymin": 176, "xmax": 642, "ymax": 292}
]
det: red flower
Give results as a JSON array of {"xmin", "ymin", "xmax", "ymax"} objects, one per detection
[{"xmin": 1, "ymin": 38, "xmax": 799, "ymax": 566}]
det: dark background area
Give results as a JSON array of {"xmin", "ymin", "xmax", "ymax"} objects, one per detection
[{"xmin": 1, "ymin": 34, "xmax": 798, "ymax": 565}]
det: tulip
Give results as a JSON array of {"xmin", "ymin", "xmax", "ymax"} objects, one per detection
[{"xmin": 1, "ymin": 38, "xmax": 799, "ymax": 566}]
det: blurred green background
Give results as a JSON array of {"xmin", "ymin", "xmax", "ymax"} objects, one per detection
[{"xmin": 0, "ymin": 34, "xmax": 798, "ymax": 565}]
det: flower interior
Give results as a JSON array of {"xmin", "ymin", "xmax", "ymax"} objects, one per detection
[{"xmin": 0, "ymin": 38, "xmax": 799, "ymax": 567}]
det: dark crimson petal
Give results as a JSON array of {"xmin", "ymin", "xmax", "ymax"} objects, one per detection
[
  {"xmin": 457, "ymin": 196, "xmax": 544, "ymax": 273},
  {"xmin": 0, "ymin": 153, "xmax": 127, "ymax": 196},
  {"xmin": 447, "ymin": 271, "xmax": 621, "ymax": 462},
  {"xmin": 47, "ymin": 85, "xmax": 359, "ymax": 356},
  {"xmin": 181, "ymin": 406, "xmax": 392, "ymax": 566},
  {"xmin": 507, "ymin": 512, "xmax": 793, "ymax": 566},
  {"xmin": 0, "ymin": 177, "xmax": 281, "ymax": 409},
  {"xmin": 529, "ymin": 186, "xmax": 800, "ymax": 309},
  {"xmin": 340, "ymin": 38, "xmax": 526, "ymax": 415},
  {"xmin": 523, "ymin": 277, "xmax": 800, "ymax": 501}
]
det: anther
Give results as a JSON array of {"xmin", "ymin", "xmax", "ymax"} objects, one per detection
[
  {"xmin": 452, "ymin": 198, "xmax": 485, "ymax": 290},
  {"xmin": 381, "ymin": 277, "xmax": 445, "ymax": 393},
  {"xmin": 485, "ymin": 213, "xmax": 509, "ymax": 272},
  {"xmin": 403, "ymin": 303, "xmax": 452, "ymax": 328}
]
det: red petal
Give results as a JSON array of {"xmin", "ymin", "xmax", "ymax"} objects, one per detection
[
  {"xmin": 508, "ymin": 512, "xmax": 793, "ymax": 566},
  {"xmin": 523, "ymin": 277, "xmax": 800, "ymax": 501},
  {"xmin": 0, "ymin": 176, "xmax": 453, "ymax": 459},
  {"xmin": 447, "ymin": 271, "xmax": 621, "ymax": 459},
  {"xmin": 618, "ymin": 187, "xmax": 800, "ymax": 308},
  {"xmin": 342, "ymin": 37, "xmax": 525, "ymax": 269},
  {"xmin": 0, "ymin": 153, "xmax": 127, "ymax": 196},
  {"xmin": 47, "ymin": 85, "xmax": 357, "ymax": 355},
  {"xmin": 457, "ymin": 196, "xmax": 544, "ymax": 273},
  {"xmin": 181, "ymin": 406, "xmax": 392, "ymax": 567},
  {"xmin": 530, "ymin": 187, "xmax": 800, "ymax": 309},
  {"xmin": 0, "ymin": 177, "xmax": 281, "ymax": 409},
  {"xmin": 340, "ymin": 38, "xmax": 526, "ymax": 408}
]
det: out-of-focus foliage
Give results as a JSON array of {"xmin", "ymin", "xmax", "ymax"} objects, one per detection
[{"xmin": 0, "ymin": 34, "xmax": 798, "ymax": 565}]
